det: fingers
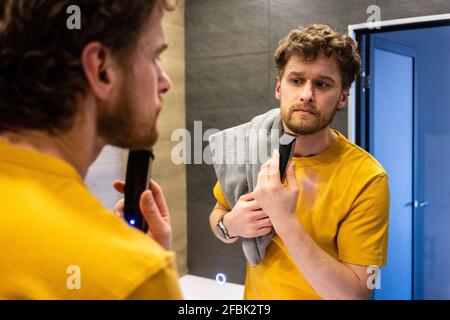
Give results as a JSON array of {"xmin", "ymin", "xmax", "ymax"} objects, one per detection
[
  {"xmin": 257, "ymin": 149, "xmax": 281, "ymax": 185},
  {"xmin": 251, "ymin": 209, "xmax": 270, "ymax": 220},
  {"xmin": 113, "ymin": 179, "xmax": 125, "ymax": 194},
  {"xmin": 253, "ymin": 227, "xmax": 272, "ymax": 237},
  {"xmin": 112, "ymin": 199, "xmax": 125, "ymax": 219},
  {"xmin": 239, "ymin": 192, "xmax": 255, "ymax": 202},
  {"xmin": 286, "ymin": 161, "xmax": 297, "ymax": 189},
  {"xmin": 243, "ymin": 200, "xmax": 262, "ymax": 211},
  {"xmin": 269, "ymin": 149, "xmax": 280, "ymax": 182},
  {"xmin": 140, "ymin": 186, "xmax": 172, "ymax": 251},
  {"xmin": 257, "ymin": 159, "xmax": 271, "ymax": 185},
  {"xmin": 149, "ymin": 180, "xmax": 170, "ymax": 220},
  {"xmin": 255, "ymin": 217, "xmax": 272, "ymax": 229},
  {"xmin": 139, "ymin": 190, "xmax": 166, "ymax": 227}
]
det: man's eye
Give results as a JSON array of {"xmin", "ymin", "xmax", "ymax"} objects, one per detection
[
  {"xmin": 291, "ymin": 79, "xmax": 303, "ymax": 85},
  {"xmin": 316, "ymin": 82, "xmax": 329, "ymax": 88}
]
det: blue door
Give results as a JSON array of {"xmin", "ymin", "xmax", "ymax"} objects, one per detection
[
  {"xmin": 369, "ymin": 37, "xmax": 416, "ymax": 300},
  {"xmin": 410, "ymin": 26, "xmax": 450, "ymax": 300},
  {"xmin": 358, "ymin": 24, "xmax": 450, "ymax": 300}
]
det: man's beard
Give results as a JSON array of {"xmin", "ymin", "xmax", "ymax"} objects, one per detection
[
  {"xmin": 281, "ymin": 102, "xmax": 337, "ymax": 136},
  {"xmin": 97, "ymin": 86, "xmax": 162, "ymax": 150}
]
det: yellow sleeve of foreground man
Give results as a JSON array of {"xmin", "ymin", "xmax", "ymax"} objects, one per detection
[
  {"xmin": 127, "ymin": 259, "xmax": 183, "ymax": 299},
  {"xmin": 0, "ymin": 140, "xmax": 183, "ymax": 299}
]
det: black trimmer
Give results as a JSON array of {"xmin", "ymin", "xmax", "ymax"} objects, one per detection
[
  {"xmin": 278, "ymin": 133, "xmax": 297, "ymax": 182},
  {"xmin": 124, "ymin": 149, "xmax": 154, "ymax": 233}
]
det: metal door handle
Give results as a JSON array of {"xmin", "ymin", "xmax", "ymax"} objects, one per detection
[
  {"xmin": 419, "ymin": 201, "xmax": 428, "ymax": 208},
  {"xmin": 413, "ymin": 200, "xmax": 428, "ymax": 208}
]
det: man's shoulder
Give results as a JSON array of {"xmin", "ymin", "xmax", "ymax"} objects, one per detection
[
  {"xmin": 0, "ymin": 169, "xmax": 173, "ymax": 299},
  {"xmin": 50, "ymin": 195, "xmax": 175, "ymax": 298},
  {"xmin": 339, "ymin": 134, "xmax": 387, "ymax": 177}
]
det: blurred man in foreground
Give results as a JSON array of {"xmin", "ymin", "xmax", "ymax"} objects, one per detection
[{"xmin": 0, "ymin": 0, "xmax": 182, "ymax": 299}]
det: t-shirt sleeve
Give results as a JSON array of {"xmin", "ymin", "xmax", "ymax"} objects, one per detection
[
  {"xmin": 213, "ymin": 181, "xmax": 231, "ymax": 211},
  {"xmin": 337, "ymin": 173, "xmax": 390, "ymax": 267},
  {"xmin": 126, "ymin": 258, "xmax": 183, "ymax": 300}
]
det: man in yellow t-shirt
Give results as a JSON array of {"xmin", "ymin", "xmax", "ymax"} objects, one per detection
[
  {"xmin": 0, "ymin": 1, "xmax": 182, "ymax": 299},
  {"xmin": 209, "ymin": 25, "xmax": 389, "ymax": 300}
]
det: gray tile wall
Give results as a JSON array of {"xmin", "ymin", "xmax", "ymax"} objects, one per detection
[{"xmin": 186, "ymin": 0, "xmax": 450, "ymax": 284}]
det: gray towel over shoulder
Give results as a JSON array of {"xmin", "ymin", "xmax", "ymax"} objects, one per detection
[{"xmin": 208, "ymin": 108, "xmax": 283, "ymax": 266}]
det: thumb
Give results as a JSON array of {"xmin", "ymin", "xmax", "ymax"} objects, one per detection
[
  {"xmin": 240, "ymin": 192, "xmax": 254, "ymax": 202},
  {"xmin": 139, "ymin": 190, "xmax": 165, "ymax": 227},
  {"xmin": 286, "ymin": 162, "xmax": 297, "ymax": 189}
]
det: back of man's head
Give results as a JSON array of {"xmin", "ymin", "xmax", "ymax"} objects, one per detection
[{"xmin": 0, "ymin": 0, "xmax": 173, "ymax": 135}]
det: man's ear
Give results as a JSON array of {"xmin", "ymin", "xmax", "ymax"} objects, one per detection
[
  {"xmin": 337, "ymin": 89, "xmax": 349, "ymax": 111},
  {"xmin": 81, "ymin": 42, "xmax": 118, "ymax": 101},
  {"xmin": 275, "ymin": 75, "xmax": 281, "ymax": 100}
]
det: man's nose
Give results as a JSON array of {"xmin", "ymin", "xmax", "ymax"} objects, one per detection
[
  {"xmin": 159, "ymin": 70, "xmax": 172, "ymax": 94},
  {"xmin": 299, "ymin": 81, "xmax": 314, "ymax": 104}
]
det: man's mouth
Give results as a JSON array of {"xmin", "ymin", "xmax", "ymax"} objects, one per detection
[{"xmin": 292, "ymin": 108, "xmax": 316, "ymax": 116}]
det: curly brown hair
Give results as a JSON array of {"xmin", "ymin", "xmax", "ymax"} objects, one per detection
[
  {"xmin": 0, "ymin": 0, "xmax": 175, "ymax": 134},
  {"xmin": 274, "ymin": 24, "xmax": 361, "ymax": 90}
]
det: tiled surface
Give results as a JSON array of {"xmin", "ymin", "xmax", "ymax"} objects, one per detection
[
  {"xmin": 187, "ymin": 53, "xmax": 270, "ymax": 111},
  {"xmin": 180, "ymin": 275, "xmax": 244, "ymax": 300},
  {"xmin": 188, "ymin": 247, "xmax": 247, "ymax": 285},
  {"xmin": 186, "ymin": 0, "xmax": 269, "ymax": 59},
  {"xmin": 269, "ymin": 0, "xmax": 375, "ymax": 43},
  {"xmin": 376, "ymin": 0, "xmax": 450, "ymax": 20},
  {"xmin": 186, "ymin": 164, "xmax": 217, "ymax": 205},
  {"xmin": 187, "ymin": 200, "xmax": 247, "ymax": 284},
  {"xmin": 187, "ymin": 104, "xmax": 275, "ymax": 132}
]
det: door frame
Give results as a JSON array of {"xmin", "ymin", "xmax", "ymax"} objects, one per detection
[
  {"xmin": 348, "ymin": 14, "xmax": 450, "ymax": 300},
  {"xmin": 348, "ymin": 13, "xmax": 450, "ymax": 144}
]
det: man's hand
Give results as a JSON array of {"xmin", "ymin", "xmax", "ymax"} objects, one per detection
[
  {"xmin": 223, "ymin": 193, "xmax": 273, "ymax": 238},
  {"xmin": 112, "ymin": 179, "xmax": 172, "ymax": 251},
  {"xmin": 253, "ymin": 149, "xmax": 299, "ymax": 235}
]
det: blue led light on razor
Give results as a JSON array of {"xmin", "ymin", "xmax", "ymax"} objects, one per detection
[
  {"xmin": 129, "ymin": 219, "xmax": 136, "ymax": 226},
  {"xmin": 216, "ymin": 273, "xmax": 227, "ymax": 285}
]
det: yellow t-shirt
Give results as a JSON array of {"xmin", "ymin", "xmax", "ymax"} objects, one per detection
[
  {"xmin": 213, "ymin": 131, "xmax": 389, "ymax": 300},
  {"xmin": 0, "ymin": 140, "xmax": 182, "ymax": 299}
]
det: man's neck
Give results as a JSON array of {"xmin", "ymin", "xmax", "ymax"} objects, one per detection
[
  {"xmin": 285, "ymin": 126, "xmax": 338, "ymax": 158},
  {"xmin": 0, "ymin": 95, "xmax": 105, "ymax": 178}
]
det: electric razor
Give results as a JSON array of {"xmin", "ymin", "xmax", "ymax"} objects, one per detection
[
  {"xmin": 124, "ymin": 149, "xmax": 154, "ymax": 232},
  {"xmin": 278, "ymin": 133, "xmax": 297, "ymax": 182}
]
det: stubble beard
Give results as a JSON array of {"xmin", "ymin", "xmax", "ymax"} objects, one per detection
[
  {"xmin": 281, "ymin": 102, "xmax": 338, "ymax": 136},
  {"xmin": 97, "ymin": 85, "xmax": 162, "ymax": 150}
]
